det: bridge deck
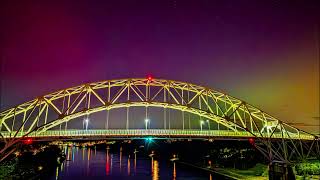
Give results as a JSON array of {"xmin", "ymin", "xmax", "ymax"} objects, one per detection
[{"xmin": 1, "ymin": 129, "xmax": 315, "ymax": 140}]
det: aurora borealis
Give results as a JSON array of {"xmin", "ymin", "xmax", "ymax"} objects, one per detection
[{"xmin": 0, "ymin": 0, "xmax": 319, "ymax": 133}]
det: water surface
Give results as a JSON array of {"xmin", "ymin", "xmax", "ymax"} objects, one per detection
[{"xmin": 50, "ymin": 146, "xmax": 225, "ymax": 180}]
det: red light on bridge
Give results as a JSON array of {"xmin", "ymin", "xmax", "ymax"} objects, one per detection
[
  {"xmin": 147, "ymin": 75, "xmax": 153, "ymax": 81},
  {"xmin": 24, "ymin": 138, "xmax": 33, "ymax": 145},
  {"xmin": 248, "ymin": 138, "xmax": 255, "ymax": 145}
]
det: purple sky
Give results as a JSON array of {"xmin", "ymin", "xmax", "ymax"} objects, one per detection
[{"xmin": 0, "ymin": 0, "xmax": 319, "ymax": 132}]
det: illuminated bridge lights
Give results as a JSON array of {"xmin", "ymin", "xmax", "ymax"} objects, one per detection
[
  {"xmin": 0, "ymin": 78, "xmax": 319, "ymax": 163},
  {"xmin": 147, "ymin": 75, "xmax": 153, "ymax": 81},
  {"xmin": 0, "ymin": 78, "xmax": 315, "ymax": 141},
  {"xmin": 0, "ymin": 129, "xmax": 314, "ymax": 140},
  {"xmin": 23, "ymin": 138, "xmax": 33, "ymax": 145},
  {"xmin": 145, "ymin": 137, "xmax": 154, "ymax": 142},
  {"xmin": 248, "ymin": 138, "xmax": 255, "ymax": 145}
]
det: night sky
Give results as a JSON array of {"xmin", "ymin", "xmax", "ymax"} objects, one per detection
[{"xmin": 0, "ymin": 0, "xmax": 319, "ymax": 132}]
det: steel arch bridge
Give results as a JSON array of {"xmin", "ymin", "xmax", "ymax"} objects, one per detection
[{"xmin": 0, "ymin": 78, "xmax": 319, "ymax": 163}]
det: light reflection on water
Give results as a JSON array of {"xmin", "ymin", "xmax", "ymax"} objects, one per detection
[
  {"xmin": 52, "ymin": 146, "xmax": 212, "ymax": 180},
  {"xmin": 152, "ymin": 159, "xmax": 159, "ymax": 180}
]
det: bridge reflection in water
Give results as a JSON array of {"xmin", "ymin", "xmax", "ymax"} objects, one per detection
[{"xmin": 52, "ymin": 146, "xmax": 216, "ymax": 180}]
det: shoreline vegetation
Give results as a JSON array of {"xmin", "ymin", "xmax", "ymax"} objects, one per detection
[
  {"xmin": 294, "ymin": 161, "xmax": 320, "ymax": 180},
  {"xmin": 178, "ymin": 161, "xmax": 268, "ymax": 180},
  {"xmin": 216, "ymin": 163, "xmax": 268, "ymax": 180},
  {"xmin": 0, "ymin": 145, "xmax": 65, "ymax": 179},
  {"xmin": 178, "ymin": 160, "xmax": 320, "ymax": 180}
]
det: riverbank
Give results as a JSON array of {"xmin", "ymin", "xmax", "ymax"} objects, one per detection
[
  {"xmin": 178, "ymin": 161, "xmax": 268, "ymax": 180},
  {"xmin": 296, "ymin": 175, "xmax": 320, "ymax": 180},
  {"xmin": 0, "ymin": 145, "xmax": 65, "ymax": 179},
  {"xmin": 177, "ymin": 161, "xmax": 237, "ymax": 179},
  {"xmin": 179, "ymin": 160, "xmax": 320, "ymax": 180},
  {"xmin": 216, "ymin": 164, "xmax": 268, "ymax": 180}
]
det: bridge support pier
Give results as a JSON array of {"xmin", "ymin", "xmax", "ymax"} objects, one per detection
[{"xmin": 268, "ymin": 162, "xmax": 295, "ymax": 180}]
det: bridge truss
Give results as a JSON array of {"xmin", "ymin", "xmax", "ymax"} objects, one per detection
[{"xmin": 0, "ymin": 78, "xmax": 319, "ymax": 163}]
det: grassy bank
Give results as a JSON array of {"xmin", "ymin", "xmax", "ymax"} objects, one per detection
[{"xmin": 218, "ymin": 163, "xmax": 268, "ymax": 180}]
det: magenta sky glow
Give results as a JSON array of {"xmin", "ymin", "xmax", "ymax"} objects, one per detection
[{"xmin": 0, "ymin": 0, "xmax": 319, "ymax": 132}]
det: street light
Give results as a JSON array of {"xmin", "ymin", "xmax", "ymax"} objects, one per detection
[
  {"xmin": 206, "ymin": 120, "xmax": 210, "ymax": 130},
  {"xmin": 84, "ymin": 118, "xmax": 89, "ymax": 131},
  {"xmin": 145, "ymin": 119, "xmax": 149, "ymax": 130},
  {"xmin": 200, "ymin": 120, "xmax": 204, "ymax": 131}
]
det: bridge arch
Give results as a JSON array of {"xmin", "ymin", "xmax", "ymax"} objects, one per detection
[
  {"xmin": 0, "ymin": 78, "xmax": 318, "ymax": 163},
  {"xmin": 0, "ymin": 78, "xmax": 315, "ymax": 139}
]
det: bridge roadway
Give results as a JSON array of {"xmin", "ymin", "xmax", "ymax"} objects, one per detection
[{"xmin": 1, "ymin": 129, "xmax": 315, "ymax": 140}]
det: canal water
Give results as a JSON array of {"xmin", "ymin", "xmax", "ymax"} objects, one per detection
[{"xmin": 49, "ymin": 146, "xmax": 228, "ymax": 180}]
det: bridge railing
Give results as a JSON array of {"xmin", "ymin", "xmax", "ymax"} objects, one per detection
[{"xmin": 0, "ymin": 129, "xmax": 315, "ymax": 140}]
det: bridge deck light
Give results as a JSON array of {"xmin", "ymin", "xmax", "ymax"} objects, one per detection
[
  {"xmin": 145, "ymin": 119, "xmax": 150, "ymax": 130},
  {"xmin": 145, "ymin": 137, "xmax": 154, "ymax": 144},
  {"xmin": 200, "ymin": 120, "xmax": 204, "ymax": 131},
  {"xmin": 24, "ymin": 138, "xmax": 33, "ymax": 145},
  {"xmin": 248, "ymin": 138, "xmax": 255, "ymax": 145},
  {"xmin": 206, "ymin": 120, "xmax": 211, "ymax": 130},
  {"xmin": 84, "ymin": 118, "xmax": 89, "ymax": 130}
]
